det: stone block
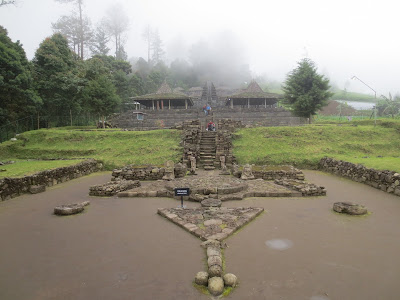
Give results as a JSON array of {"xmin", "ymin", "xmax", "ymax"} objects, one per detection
[{"xmin": 29, "ymin": 185, "xmax": 46, "ymax": 194}]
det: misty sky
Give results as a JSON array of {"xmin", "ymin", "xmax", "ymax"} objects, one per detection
[{"xmin": 1, "ymin": 0, "xmax": 399, "ymax": 96}]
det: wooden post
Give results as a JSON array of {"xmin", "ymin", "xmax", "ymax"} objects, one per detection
[
  {"xmin": 161, "ymin": 100, "xmax": 164, "ymax": 110},
  {"xmin": 230, "ymin": 99, "xmax": 233, "ymax": 109},
  {"xmin": 185, "ymin": 99, "xmax": 188, "ymax": 109},
  {"xmin": 248, "ymin": 98, "xmax": 250, "ymax": 108},
  {"xmin": 152, "ymin": 100, "xmax": 154, "ymax": 110},
  {"xmin": 169, "ymin": 100, "xmax": 171, "ymax": 110},
  {"xmin": 264, "ymin": 98, "xmax": 267, "ymax": 108},
  {"xmin": 156, "ymin": 101, "xmax": 159, "ymax": 110}
]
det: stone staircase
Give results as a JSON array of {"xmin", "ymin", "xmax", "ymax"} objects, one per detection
[{"xmin": 199, "ymin": 131, "xmax": 217, "ymax": 170}]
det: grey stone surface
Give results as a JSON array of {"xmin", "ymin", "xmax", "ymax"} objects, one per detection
[
  {"xmin": 333, "ymin": 202, "xmax": 368, "ymax": 215},
  {"xmin": 54, "ymin": 203, "xmax": 85, "ymax": 216},
  {"xmin": 194, "ymin": 271, "xmax": 209, "ymax": 286},
  {"xmin": 201, "ymin": 198, "xmax": 222, "ymax": 207},
  {"xmin": 223, "ymin": 273, "xmax": 238, "ymax": 287},
  {"xmin": 208, "ymin": 277, "xmax": 224, "ymax": 296},
  {"xmin": 208, "ymin": 265, "xmax": 223, "ymax": 277},
  {"xmin": 29, "ymin": 185, "xmax": 46, "ymax": 194}
]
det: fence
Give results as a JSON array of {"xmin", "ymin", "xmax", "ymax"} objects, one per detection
[{"xmin": 0, "ymin": 115, "xmax": 96, "ymax": 143}]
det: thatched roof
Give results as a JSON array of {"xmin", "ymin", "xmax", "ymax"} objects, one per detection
[
  {"xmin": 228, "ymin": 81, "xmax": 282, "ymax": 99},
  {"xmin": 131, "ymin": 80, "xmax": 192, "ymax": 101}
]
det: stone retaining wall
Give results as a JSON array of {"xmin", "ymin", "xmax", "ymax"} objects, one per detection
[
  {"xmin": 109, "ymin": 107, "xmax": 307, "ymax": 130},
  {"xmin": 111, "ymin": 163, "xmax": 187, "ymax": 181},
  {"xmin": 0, "ymin": 159, "xmax": 101, "ymax": 201},
  {"xmin": 319, "ymin": 157, "xmax": 400, "ymax": 196},
  {"xmin": 274, "ymin": 179, "xmax": 326, "ymax": 196},
  {"xmin": 89, "ymin": 180, "xmax": 141, "ymax": 196}
]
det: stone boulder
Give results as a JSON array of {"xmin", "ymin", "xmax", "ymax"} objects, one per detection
[
  {"xmin": 333, "ymin": 202, "xmax": 368, "ymax": 215},
  {"xmin": 208, "ymin": 277, "xmax": 224, "ymax": 296},
  {"xmin": 194, "ymin": 271, "xmax": 208, "ymax": 286},
  {"xmin": 223, "ymin": 273, "xmax": 238, "ymax": 287},
  {"xmin": 208, "ymin": 265, "xmax": 223, "ymax": 277},
  {"xmin": 54, "ymin": 201, "xmax": 90, "ymax": 216}
]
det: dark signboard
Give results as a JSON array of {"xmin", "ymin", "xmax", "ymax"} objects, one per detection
[{"xmin": 174, "ymin": 188, "xmax": 190, "ymax": 196}]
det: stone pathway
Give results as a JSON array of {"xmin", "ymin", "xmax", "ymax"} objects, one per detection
[{"xmin": 157, "ymin": 206, "xmax": 264, "ymax": 241}]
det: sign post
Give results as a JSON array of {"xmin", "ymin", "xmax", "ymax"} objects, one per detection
[{"xmin": 174, "ymin": 188, "xmax": 190, "ymax": 208}]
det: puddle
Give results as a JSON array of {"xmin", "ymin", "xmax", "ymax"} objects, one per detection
[{"xmin": 265, "ymin": 239, "xmax": 293, "ymax": 250}]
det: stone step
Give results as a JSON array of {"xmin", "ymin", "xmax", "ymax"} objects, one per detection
[{"xmin": 204, "ymin": 166, "xmax": 216, "ymax": 170}]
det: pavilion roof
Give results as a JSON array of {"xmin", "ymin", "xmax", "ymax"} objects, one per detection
[
  {"xmin": 228, "ymin": 81, "xmax": 282, "ymax": 99},
  {"xmin": 131, "ymin": 80, "xmax": 192, "ymax": 101}
]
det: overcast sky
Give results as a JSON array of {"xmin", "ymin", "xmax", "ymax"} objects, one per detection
[{"xmin": 1, "ymin": 0, "xmax": 399, "ymax": 96}]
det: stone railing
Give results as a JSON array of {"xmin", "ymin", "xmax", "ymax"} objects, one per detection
[
  {"xmin": 319, "ymin": 157, "xmax": 400, "ymax": 196},
  {"xmin": 111, "ymin": 163, "xmax": 187, "ymax": 181},
  {"xmin": 0, "ymin": 159, "xmax": 102, "ymax": 201},
  {"xmin": 233, "ymin": 165, "xmax": 305, "ymax": 181}
]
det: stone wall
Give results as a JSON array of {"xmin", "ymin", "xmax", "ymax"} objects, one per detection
[
  {"xmin": 0, "ymin": 159, "xmax": 101, "ymax": 201},
  {"xmin": 89, "ymin": 180, "xmax": 141, "ymax": 196},
  {"xmin": 108, "ymin": 107, "xmax": 306, "ymax": 130},
  {"xmin": 180, "ymin": 120, "xmax": 201, "ymax": 167},
  {"xmin": 111, "ymin": 163, "xmax": 187, "ymax": 181},
  {"xmin": 319, "ymin": 157, "xmax": 400, "ymax": 196},
  {"xmin": 233, "ymin": 165, "xmax": 305, "ymax": 181}
]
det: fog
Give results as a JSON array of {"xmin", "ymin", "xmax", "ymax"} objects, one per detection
[{"xmin": 1, "ymin": 0, "xmax": 399, "ymax": 95}]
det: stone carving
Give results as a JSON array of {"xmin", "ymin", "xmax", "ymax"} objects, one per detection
[
  {"xmin": 219, "ymin": 155, "xmax": 230, "ymax": 175},
  {"xmin": 189, "ymin": 155, "xmax": 197, "ymax": 175},
  {"xmin": 333, "ymin": 202, "xmax": 368, "ymax": 215},
  {"xmin": 241, "ymin": 164, "xmax": 255, "ymax": 180},
  {"xmin": 162, "ymin": 160, "xmax": 175, "ymax": 180}
]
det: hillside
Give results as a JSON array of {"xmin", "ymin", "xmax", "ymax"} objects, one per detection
[
  {"xmin": 0, "ymin": 129, "xmax": 182, "ymax": 174},
  {"xmin": 233, "ymin": 120, "xmax": 400, "ymax": 172}
]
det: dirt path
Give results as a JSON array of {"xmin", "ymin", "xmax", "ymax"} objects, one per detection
[{"xmin": 1, "ymin": 171, "xmax": 400, "ymax": 300}]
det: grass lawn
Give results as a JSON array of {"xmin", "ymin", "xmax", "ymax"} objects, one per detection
[
  {"xmin": 0, "ymin": 128, "xmax": 182, "ymax": 173},
  {"xmin": 0, "ymin": 159, "xmax": 84, "ymax": 178},
  {"xmin": 233, "ymin": 120, "xmax": 400, "ymax": 172}
]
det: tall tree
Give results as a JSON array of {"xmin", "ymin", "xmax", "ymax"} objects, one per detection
[
  {"xmin": 282, "ymin": 58, "xmax": 333, "ymax": 123},
  {"xmin": 104, "ymin": 3, "xmax": 129, "ymax": 59},
  {"xmin": 150, "ymin": 29, "xmax": 164, "ymax": 65},
  {"xmin": 142, "ymin": 25, "xmax": 152, "ymax": 63},
  {"xmin": 90, "ymin": 22, "xmax": 110, "ymax": 56},
  {"xmin": 0, "ymin": 26, "xmax": 41, "ymax": 133},
  {"xmin": 32, "ymin": 33, "xmax": 82, "ymax": 126},
  {"xmin": 54, "ymin": 0, "xmax": 92, "ymax": 59}
]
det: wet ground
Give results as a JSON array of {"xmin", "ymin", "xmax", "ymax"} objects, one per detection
[{"xmin": 1, "ymin": 170, "xmax": 400, "ymax": 300}]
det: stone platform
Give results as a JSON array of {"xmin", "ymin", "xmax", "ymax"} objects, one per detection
[{"xmin": 118, "ymin": 170, "xmax": 302, "ymax": 200}]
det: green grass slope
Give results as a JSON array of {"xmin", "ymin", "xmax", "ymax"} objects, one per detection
[
  {"xmin": 233, "ymin": 121, "xmax": 400, "ymax": 172},
  {"xmin": 0, "ymin": 129, "xmax": 182, "ymax": 171}
]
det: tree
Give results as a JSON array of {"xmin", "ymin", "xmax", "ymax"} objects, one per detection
[
  {"xmin": 52, "ymin": 14, "xmax": 93, "ymax": 58},
  {"xmin": 104, "ymin": 3, "xmax": 129, "ymax": 59},
  {"xmin": 32, "ymin": 33, "xmax": 83, "ymax": 126},
  {"xmin": 90, "ymin": 22, "xmax": 110, "ymax": 56},
  {"xmin": 142, "ymin": 25, "xmax": 152, "ymax": 63},
  {"xmin": 0, "ymin": 0, "xmax": 16, "ymax": 7},
  {"xmin": 150, "ymin": 29, "xmax": 164, "ymax": 65},
  {"xmin": 282, "ymin": 58, "xmax": 333, "ymax": 123},
  {"xmin": 0, "ymin": 26, "xmax": 41, "ymax": 133},
  {"xmin": 82, "ymin": 58, "xmax": 120, "ymax": 127},
  {"xmin": 54, "ymin": 0, "xmax": 92, "ymax": 59},
  {"xmin": 377, "ymin": 93, "xmax": 400, "ymax": 118}
]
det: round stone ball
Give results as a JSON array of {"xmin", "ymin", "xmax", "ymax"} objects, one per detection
[
  {"xmin": 208, "ymin": 264, "xmax": 223, "ymax": 277},
  {"xmin": 194, "ymin": 271, "xmax": 208, "ymax": 286},
  {"xmin": 208, "ymin": 277, "xmax": 224, "ymax": 296},
  {"xmin": 223, "ymin": 273, "xmax": 238, "ymax": 287}
]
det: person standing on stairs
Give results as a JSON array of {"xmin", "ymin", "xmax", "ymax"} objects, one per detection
[{"xmin": 206, "ymin": 104, "xmax": 211, "ymax": 116}]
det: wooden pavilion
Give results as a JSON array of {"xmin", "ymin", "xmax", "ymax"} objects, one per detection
[
  {"xmin": 130, "ymin": 81, "xmax": 193, "ymax": 110},
  {"xmin": 226, "ymin": 81, "xmax": 282, "ymax": 108}
]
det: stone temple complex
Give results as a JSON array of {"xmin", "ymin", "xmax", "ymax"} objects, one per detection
[{"xmin": 109, "ymin": 80, "xmax": 307, "ymax": 130}]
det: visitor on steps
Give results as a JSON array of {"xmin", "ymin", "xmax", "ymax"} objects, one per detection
[
  {"xmin": 203, "ymin": 105, "xmax": 207, "ymax": 115},
  {"xmin": 206, "ymin": 104, "xmax": 211, "ymax": 116},
  {"xmin": 207, "ymin": 121, "xmax": 215, "ymax": 131}
]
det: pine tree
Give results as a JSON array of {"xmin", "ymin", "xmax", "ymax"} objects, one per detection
[{"xmin": 282, "ymin": 58, "xmax": 333, "ymax": 123}]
